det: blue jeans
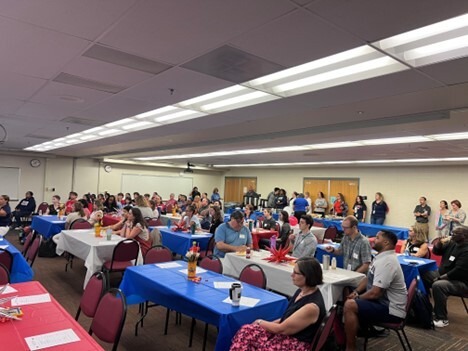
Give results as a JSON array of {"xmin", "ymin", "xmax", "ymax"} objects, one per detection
[{"xmin": 371, "ymin": 217, "xmax": 385, "ymax": 225}]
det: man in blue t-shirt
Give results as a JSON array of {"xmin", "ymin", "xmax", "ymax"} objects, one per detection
[
  {"xmin": 293, "ymin": 193, "xmax": 309, "ymax": 222},
  {"xmin": 214, "ymin": 211, "xmax": 252, "ymax": 258}
]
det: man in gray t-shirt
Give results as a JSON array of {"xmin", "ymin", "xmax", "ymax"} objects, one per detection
[
  {"xmin": 343, "ymin": 230, "xmax": 407, "ymax": 351},
  {"xmin": 290, "ymin": 215, "xmax": 317, "ymax": 258}
]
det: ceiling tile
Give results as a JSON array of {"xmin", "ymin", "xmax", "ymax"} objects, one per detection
[
  {"xmin": 418, "ymin": 57, "xmax": 468, "ymax": 86},
  {"xmin": 16, "ymin": 102, "xmax": 80, "ymax": 121},
  {"xmin": 0, "ymin": 99, "xmax": 24, "ymax": 115},
  {"xmin": 0, "ymin": 70, "xmax": 46, "ymax": 100}
]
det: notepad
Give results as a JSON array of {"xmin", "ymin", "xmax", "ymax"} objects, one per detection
[
  {"xmin": 223, "ymin": 296, "xmax": 260, "ymax": 307},
  {"xmin": 403, "ymin": 259, "xmax": 422, "ymax": 265},
  {"xmin": 191, "ymin": 234, "xmax": 211, "ymax": 238},
  {"xmin": 179, "ymin": 267, "xmax": 207, "ymax": 274},
  {"xmin": 0, "ymin": 245, "xmax": 8, "ymax": 250},
  {"xmin": 11, "ymin": 293, "xmax": 51, "ymax": 306},
  {"xmin": 0, "ymin": 285, "xmax": 17, "ymax": 295},
  {"xmin": 156, "ymin": 262, "xmax": 182, "ymax": 269},
  {"xmin": 25, "ymin": 329, "xmax": 80, "ymax": 350},
  {"xmin": 214, "ymin": 281, "xmax": 241, "ymax": 289}
]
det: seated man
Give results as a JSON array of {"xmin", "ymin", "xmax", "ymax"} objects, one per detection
[
  {"xmin": 422, "ymin": 226, "xmax": 468, "ymax": 327},
  {"xmin": 261, "ymin": 208, "xmax": 276, "ymax": 230},
  {"xmin": 214, "ymin": 211, "xmax": 252, "ymax": 258},
  {"xmin": 289, "ymin": 215, "xmax": 318, "ymax": 258},
  {"xmin": 344, "ymin": 230, "xmax": 407, "ymax": 351},
  {"xmin": 12, "ymin": 191, "xmax": 36, "ymax": 229}
]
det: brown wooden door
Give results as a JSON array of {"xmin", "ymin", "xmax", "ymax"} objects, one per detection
[
  {"xmin": 224, "ymin": 177, "xmax": 257, "ymax": 203},
  {"xmin": 329, "ymin": 179, "xmax": 359, "ymax": 210},
  {"xmin": 303, "ymin": 179, "xmax": 329, "ymax": 212}
]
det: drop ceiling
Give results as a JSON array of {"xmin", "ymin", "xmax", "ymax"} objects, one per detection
[{"xmin": 1, "ymin": 0, "xmax": 468, "ymax": 168}]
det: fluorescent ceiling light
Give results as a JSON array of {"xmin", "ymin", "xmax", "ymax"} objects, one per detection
[
  {"xmin": 360, "ymin": 136, "xmax": 430, "ymax": 145},
  {"xmin": 154, "ymin": 109, "xmax": 205, "ymax": 123},
  {"xmin": 98, "ymin": 129, "xmax": 121, "ymax": 136},
  {"xmin": 178, "ymin": 85, "xmax": 245, "ymax": 106},
  {"xmin": 121, "ymin": 121, "xmax": 154, "ymax": 130},
  {"xmin": 427, "ymin": 132, "xmax": 468, "ymax": 141},
  {"xmin": 312, "ymin": 141, "xmax": 362, "ymax": 149},
  {"xmin": 105, "ymin": 118, "xmax": 134, "ymax": 127},
  {"xmin": 80, "ymin": 134, "xmax": 97, "ymax": 141},
  {"xmin": 404, "ymin": 35, "xmax": 468, "ymax": 61}
]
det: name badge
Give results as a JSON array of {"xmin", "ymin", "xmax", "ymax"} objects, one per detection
[
  {"xmin": 413, "ymin": 247, "xmax": 419, "ymax": 252},
  {"xmin": 353, "ymin": 253, "xmax": 359, "ymax": 259},
  {"xmin": 449, "ymin": 256, "xmax": 455, "ymax": 261},
  {"xmin": 347, "ymin": 264, "xmax": 352, "ymax": 271},
  {"xmin": 239, "ymin": 234, "xmax": 246, "ymax": 239}
]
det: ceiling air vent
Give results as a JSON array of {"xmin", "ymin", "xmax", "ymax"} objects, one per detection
[
  {"xmin": 53, "ymin": 72, "xmax": 126, "ymax": 94},
  {"xmin": 61, "ymin": 116, "xmax": 103, "ymax": 126}
]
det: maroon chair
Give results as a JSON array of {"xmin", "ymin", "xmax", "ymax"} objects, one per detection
[
  {"xmin": 102, "ymin": 239, "xmax": 140, "ymax": 287},
  {"xmin": 190, "ymin": 255, "xmax": 223, "ymax": 349},
  {"xmin": 25, "ymin": 235, "xmax": 41, "ymax": 267},
  {"xmin": 364, "ymin": 279, "xmax": 418, "ymax": 351},
  {"xmin": 70, "ymin": 219, "xmax": 93, "ymax": 229},
  {"xmin": 146, "ymin": 218, "xmax": 160, "ymax": 226},
  {"xmin": 75, "ymin": 271, "xmax": 107, "ymax": 322},
  {"xmin": 0, "ymin": 263, "xmax": 10, "ymax": 285},
  {"xmin": 313, "ymin": 221, "xmax": 324, "ymax": 228},
  {"xmin": 144, "ymin": 245, "xmax": 172, "ymax": 264},
  {"xmin": 310, "ymin": 305, "xmax": 338, "ymax": 351},
  {"xmin": 323, "ymin": 227, "xmax": 338, "ymax": 243},
  {"xmin": 199, "ymin": 236, "xmax": 215, "ymax": 259},
  {"xmin": 239, "ymin": 263, "xmax": 267, "ymax": 289},
  {"xmin": 22, "ymin": 230, "xmax": 36, "ymax": 257},
  {"xmin": 89, "ymin": 288, "xmax": 127, "ymax": 351},
  {"xmin": 0, "ymin": 249, "xmax": 13, "ymax": 273},
  {"xmin": 452, "ymin": 292, "xmax": 468, "ymax": 314},
  {"xmin": 36, "ymin": 202, "xmax": 49, "ymax": 214}
]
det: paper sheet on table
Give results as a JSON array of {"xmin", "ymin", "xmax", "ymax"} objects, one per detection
[
  {"xmin": 214, "ymin": 281, "xmax": 241, "ymax": 289},
  {"xmin": 0, "ymin": 285, "xmax": 18, "ymax": 295},
  {"xmin": 25, "ymin": 329, "xmax": 80, "ymax": 350},
  {"xmin": 403, "ymin": 259, "xmax": 422, "ymax": 265},
  {"xmin": 223, "ymin": 296, "xmax": 260, "ymax": 307},
  {"xmin": 0, "ymin": 245, "xmax": 8, "ymax": 250},
  {"xmin": 179, "ymin": 267, "xmax": 207, "ymax": 274},
  {"xmin": 191, "ymin": 234, "xmax": 211, "ymax": 238},
  {"xmin": 156, "ymin": 262, "xmax": 182, "ymax": 269},
  {"xmin": 11, "ymin": 293, "xmax": 51, "ymax": 306}
]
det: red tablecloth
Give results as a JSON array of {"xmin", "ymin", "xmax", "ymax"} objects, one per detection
[
  {"xmin": 102, "ymin": 214, "xmax": 122, "ymax": 227},
  {"xmin": 0, "ymin": 281, "xmax": 104, "ymax": 350},
  {"xmin": 251, "ymin": 229, "xmax": 279, "ymax": 250}
]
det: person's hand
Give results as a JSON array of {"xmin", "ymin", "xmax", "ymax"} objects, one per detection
[
  {"xmin": 325, "ymin": 246, "xmax": 334, "ymax": 253},
  {"xmin": 347, "ymin": 291, "xmax": 359, "ymax": 299},
  {"xmin": 289, "ymin": 234, "xmax": 296, "ymax": 241},
  {"xmin": 236, "ymin": 245, "xmax": 247, "ymax": 252}
]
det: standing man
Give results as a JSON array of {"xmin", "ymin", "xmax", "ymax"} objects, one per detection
[
  {"xmin": 214, "ymin": 211, "xmax": 252, "ymax": 258},
  {"xmin": 12, "ymin": 191, "xmax": 36, "ymax": 229},
  {"xmin": 422, "ymin": 226, "xmax": 468, "ymax": 327},
  {"xmin": 293, "ymin": 193, "xmax": 309, "ymax": 222},
  {"xmin": 325, "ymin": 216, "xmax": 372, "ymax": 274},
  {"xmin": 289, "ymin": 215, "xmax": 318, "ymax": 258},
  {"xmin": 344, "ymin": 230, "xmax": 407, "ymax": 351},
  {"xmin": 267, "ymin": 187, "xmax": 279, "ymax": 209},
  {"xmin": 414, "ymin": 196, "xmax": 431, "ymax": 239}
]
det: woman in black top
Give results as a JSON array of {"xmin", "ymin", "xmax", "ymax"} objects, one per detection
[
  {"xmin": 353, "ymin": 195, "xmax": 367, "ymax": 222},
  {"xmin": 46, "ymin": 195, "xmax": 61, "ymax": 215},
  {"xmin": 230, "ymin": 257, "xmax": 326, "ymax": 351},
  {"xmin": 208, "ymin": 206, "xmax": 223, "ymax": 234},
  {"xmin": 370, "ymin": 192, "xmax": 389, "ymax": 225}
]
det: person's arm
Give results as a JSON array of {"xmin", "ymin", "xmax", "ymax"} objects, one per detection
[
  {"xmin": 255, "ymin": 303, "xmax": 320, "ymax": 335},
  {"xmin": 400, "ymin": 240, "xmax": 408, "ymax": 254},
  {"xmin": 125, "ymin": 224, "xmax": 143, "ymax": 239},
  {"xmin": 413, "ymin": 243, "xmax": 428, "ymax": 258},
  {"xmin": 413, "ymin": 206, "xmax": 420, "ymax": 217},
  {"xmin": 0, "ymin": 207, "xmax": 7, "ymax": 217},
  {"xmin": 110, "ymin": 219, "xmax": 124, "ymax": 232},
  {"xmin": 355, "ymin": 262, "xmax": 370, "ymax": 274},
  {"xmin": 216, "ymin": 241, "xmax": 246, "ymax": 253},
  {"xmin": 347, "ymin": 276, "xmax": 368, "ymax": 299}
]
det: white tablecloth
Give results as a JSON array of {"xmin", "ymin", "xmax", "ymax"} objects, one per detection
[
  {"xmin": 56, "ymin": 229, "xmax": 142, "ymax": 288},
  {"xmin": 222, "ymin": 250, "xmax": 364, "ymax": 310}
]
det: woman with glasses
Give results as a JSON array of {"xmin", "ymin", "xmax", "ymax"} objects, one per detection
[{"xmin": 230, "ymin": 257, "xmax": 325, "ymax": 351}]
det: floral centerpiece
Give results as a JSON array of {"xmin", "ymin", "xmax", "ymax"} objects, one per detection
[
  {"xmin": 186, "ymin": 242, "xmax": 200, "ymax": 279},
  {"xmin": 263, "ymin": 245, "xmax": 295, "ymax": 263}
]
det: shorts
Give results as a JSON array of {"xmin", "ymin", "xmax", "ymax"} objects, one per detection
[{"xmin": 355, "ymin": 299, "xmax": 403, "ymax": 325}]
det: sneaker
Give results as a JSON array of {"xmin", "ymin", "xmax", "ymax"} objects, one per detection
[{"xmin": 434, "ymin": 319, "xmax": 449, "ymax": 328}]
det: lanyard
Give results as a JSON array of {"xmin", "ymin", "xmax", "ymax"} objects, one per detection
[
  {"xmin": 295, "ymin": 232, "xmax": 311, "ymax": 249},
  {"xmin": 348, "ymin": 237, "xmax": 360, "ymax": 260}
]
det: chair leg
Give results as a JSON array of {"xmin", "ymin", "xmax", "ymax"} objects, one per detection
[
  {"xmin": 164, "ymin": 308, "xmax": 170, "ymax": 335},
  {"xmin": 75, "ymin": 308, "xmax": 81, "ymax": 321},
  {"xmin": 135, "ymin": 301, "xmax": 149, "ymax": 336},
  {"xmin": 189, "ymin": 318, "xmax": 196, "ymax": 347},
  {"xmin": 401, "ymin": 329, "xmax": 412, "ymax": 351},
  {"xmin": 363, "ymin": 336, "xmax": 368, "ymax": 351},
  {"xmin": 462, "ymin": 297, "xmax": 468, "ymax": 314},
  {"xmin": 394, "ymin": 330, "xmax": 407, "ymax": 351},
  {"xmin": 202, "ymin": 323, "xmax": 209, "ymax": 351}
]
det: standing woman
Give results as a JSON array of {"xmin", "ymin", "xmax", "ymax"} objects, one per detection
[
  {"xmin": 435, "ymin": 200, "xmax": 450, "ymax": 237},
  {"xmin": 353, "ymin": 196, "xmax": 367, "ymax": 223},
  {"xmin": 124, "ymin": 207, "xmax": 151, "ymax": 256},
  {"xmin": 313, "ymin": 192, "xmax": 328, "ymax": 218},
  {"xmin": 370, "ymin": 192, "xmax": 388, "ymax": 225},
  {"xmin": 332, "ymin": 193, "xmax": 348, "ymax": 217},
  {"xmin": 46, "ymin": 195, "xmax": 61, "ymax": 215},
  {"xmin": 446, "ymin": 200, "xmax": 466, "ymax": 234},
  {"xmin": 211, "ymin": 187, "xmax": 221, "ymax": 202},
  {"xmin": 0, "ymin": 195, "xmax": 12, "ymax": 233}
]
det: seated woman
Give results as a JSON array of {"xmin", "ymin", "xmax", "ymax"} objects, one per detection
[
  {"xmin": 78, "ymin": 199, "xmax": 90, "ymax": 218},
  {"xmin": 46, "ymin": 195, "xmax": 61, "ymax": 215},
  {"xmin": 244, "ymin": 204, "xmax": 257, "ymax": 222},
  {"xmin": 122, "ymin": 207, "xmax": 151, "ymax": 256},
  {"xmin": 111, "ymin": 205, "xmax": 132, "ymax": 236},
  {"xmin": 260, "ymin": 210, "xmax": 291, "ymax": 249},
  {"xmin": 65, "ymin": 202, "xmax": 87, "ymax": 229},
  {"xmin": 209, "ymin": 206, "xmax": 223, "ymax": 234},
  {"xmin": 88, "ymin": 200, "xmax": 104, "ymax": 225},
  {"xmin": 400, "ymin": 225, "xmax": 429, "ymax": 257},
  {"xmin": 135, "ymin": 195, "xmax": 156, "ymax": 219},
  {"xmin": 230, "ymin": 257, "xmax": 325, "ymax": 351},
  {"xmin": 103, "ymin": 195, "xmax": 118, "ymax": 213}
]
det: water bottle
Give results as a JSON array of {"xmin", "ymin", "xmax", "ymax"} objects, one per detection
[
  {"xmin": 323, "ymin": 255, "xmax": 330, "ymax": 270},
  {"xmin": 331, "ymin": 257, "xmax": 337, "ymax": 270},
  {"xmin": 270, "ymin": 235, "xmax": 277, "ymax": 249},
  {"xmin": 405, "ymin": 249, "xmax": 410, "ymax": 256},
  {"xmin": 167, "ymin": 219, "xmax": 172, "ymax": 229}
]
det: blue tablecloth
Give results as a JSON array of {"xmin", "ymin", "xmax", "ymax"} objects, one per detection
[
  {"xmin": 120, "ymin": 262, "xmax": 287, "ymax": 351},
  {"xmin": 159, "ymin": 228, "xmax": 212, "ymax": 256},
  {"xmin": 31, "ymin": 215, "xmax": 66, "ymax": 239},
  {"xmin": 315, "ymin": 244, "xmax": 344, "ymax": 268},
  {"xmin": 0, "ymin": 237, "xmax": 34, "ymax": 283},
  {"xmin": 398, "ymin": 255, "xmax": 438, "ymax": 294},
  {"xmin": 313, "ymin": 219, "xmax": 409, "ymax": 239}
]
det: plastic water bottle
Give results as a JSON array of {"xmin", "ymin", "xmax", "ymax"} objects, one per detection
[
  {"xmin": 405, "ymin": 249, "xmax": 410, "ymax": 256},
  {"xmin": 270, "ymin": 235, "xmax": 277, "ymax": 249},
  {"xmin": 167, "ymin": 219, "xmax": 172, "ymax": 229},
  {"xmin": 331, "ymin": 257, "xmax": 337, "ymax": 270}
]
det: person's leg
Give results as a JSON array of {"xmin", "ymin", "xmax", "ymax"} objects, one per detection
[
  {"xmin": 370, "ymin": 216, "xmax": 376, "ymax": 225},
  {"xmin": 12, "ymin": 210, "xmax": 21, "ymax": 228},
  {"xmin": 375, "ymin": 217, "xmax": 385, "ymax": 225},
  {"xmin": 422, "ymin": 270, "xmax": 439, "ymax": 294},
  {"xmin": 344, "ymin": 299, "xmax": 359, "ymax": 351},
  {"xmin": 433, "ymin": 279, "xmax": 468, "ymax": 324}
]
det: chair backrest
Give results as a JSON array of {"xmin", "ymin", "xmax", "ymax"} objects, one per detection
[
  {"xmin": 70, "ymin": 219, "xmax": 93, "ymax": 229},
  {"xmin": 275, "ymin": 222, "xmax": 281, "ymax": 233},
  {"xmin": 146, "ymin": 218, "xmax": 160, "ymax": 226},
  {"xmin": 144, "ymin": 245, "xmax": 172, "ymax": 264},
  {"xmin": 22, "ymin": 230, "xmax": 37, "ymax": 256},
  {"xmin": 0, "ymin": 262, "xmax": 10, "ymax": 285},
  {"xmin": 90, "ymin": 288, "xmax": 127, "ymax": 351},
  {"xmin": 324, "ymin": 227, "xmax": 338, "ymax": 241},
  {"xmin": 199, "ymin": 255, "xmax": 223, "ymax": 274},
  {"xmin": 201, "ymin": 236, "xmax": 215, "ymax": 258},
  {"xmin": 311, "ymin": 305, "xmax": 337, "ymax": 351},
  {"xmin": 37, "ymin": 202, "xmax": 49, "ymax": 214},
  {"xmin": 25, "ymin": 235, "xmax": 42, "ymax": 267},
  {"xmin": 111, "ymin": 239, "xmax": 140, "ymax": 266},
  {"xmin": 79, "ymin": 271, "xmax": 107, "ymax": 319},
  {"xmin": 424, "ymin": 248, "xmax": 431, "ymax": 259},
  {"xmin": 239, "ymin": 264, "xmax": 267, "ymax": 289},
  {"xmin": 406, "ymin": 278, "xmax": 418, "ymax": 313},
  {"xmin": 0, "ymin": 249, "xmax": 13, "ymax": 272},
  {"xmin": 313, "ymin": 222, "xmax": 324, "ymax": 228}
]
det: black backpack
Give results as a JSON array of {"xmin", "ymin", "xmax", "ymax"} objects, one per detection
[{"xmin": 408, "ymin": 288, "xmax": 435, "ymax": 329}]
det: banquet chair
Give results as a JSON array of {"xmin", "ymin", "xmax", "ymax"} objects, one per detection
[
  {"xmin": 36, "ymin": 202, "xmax": 49, "ymax": 215},
  {"xmin": 0, "ymin": 249, "xmax": 13, "ymax": 273},
  {"xmin": 22, "ymin": 230, "xmax": 37, "ymax": 257},
  {"xmin": 70, "ymin": 218, "xmax": 93, "ymax": 229},
  {"xmin": 25, "ymin": 235, "xmax": 41, "ymax": 267},
  {"xmin": 102, "ymin": 239, "xmax": 140, "ymax": 289},
  {"xmin": 89, "ymin": 288, "xmax": 127, "ymax": 351},
  {"xmin": 0, "ymin": 262, "xmax": 10, "ymax": 284},
  {"xmin": 363, "ymin": 278, "xmax": 417, "ymax": 351},
  {"xmin": 199, "ymin": 236, "xmax": 215, "ymax": 259},
  {"xmin": 323, "ymin": 227, "xmax": 338, "ymax": 243},
  {"xmin": 239, "ymin": 264, "xmax": 267, "ymax": 289},
  {"xmin": 189, "ymin": 255, "xmax": 223, "ymax": 349},
  {"xmin": 424, "ymin": 248, "xmax": 431, "ymax": 259},
  {"xmin": 310, "ymin": 305, "xmax": 338, "ymax": 351},
  {"xmin": 313, "ymin": 221, "xmax": 324, "ymax": 228},
  {"xmin": 146, "ymin": 218, "xmax": 160, "ymax": 226},
  {"xmin": 75, "ymin": 271, "xmax": 107, "ymax": 323}
]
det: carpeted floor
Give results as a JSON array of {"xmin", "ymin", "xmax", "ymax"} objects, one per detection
[{"xmin": 6, "ymin": 229, "xmax": 468, "ymax": 351}]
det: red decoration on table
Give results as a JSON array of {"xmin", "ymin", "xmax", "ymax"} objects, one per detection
[
  {"xmin": 263, "ymin": 245, "xmax": 295, "ymax": 263},
  {"xmin": 172, "ymin": 223, "xmax": 185, "ymax": 232}
]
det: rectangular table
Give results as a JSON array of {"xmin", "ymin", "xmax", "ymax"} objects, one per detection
[
  {"xmin": 119, "ymin": 261, "xmax": 287, "ymax": 351},
  {"xmin": 159, "ymin": 214, "xmax": 182, "ymax": 226},
  {"xmin": 0, "ymin": 281, "xmax": 104, "ymax": 350},
  {"xmin": 31, "ymin": 215, "xmax": 66, "ymax": 239},
  {"xmin": 313, "ymin": 218, "xmax": 409, "ymax": 239},
  {"xmin": 222, "ymin": 251, "xmax": 364, "ymax": 310},
  {"xmin": 159, "ymin": 227, "xmax": 212, "ymax": 256},
  {"xmin": 0, "ymin": 236, "xmax": 34, "ymax": 283},
  {"xmin": 398, "ymin": 255, "xmax": 438, "ymax": 294},
  {"xmin": 56, "ymin": 229, "xmax": 132, "ymax": 288}
]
